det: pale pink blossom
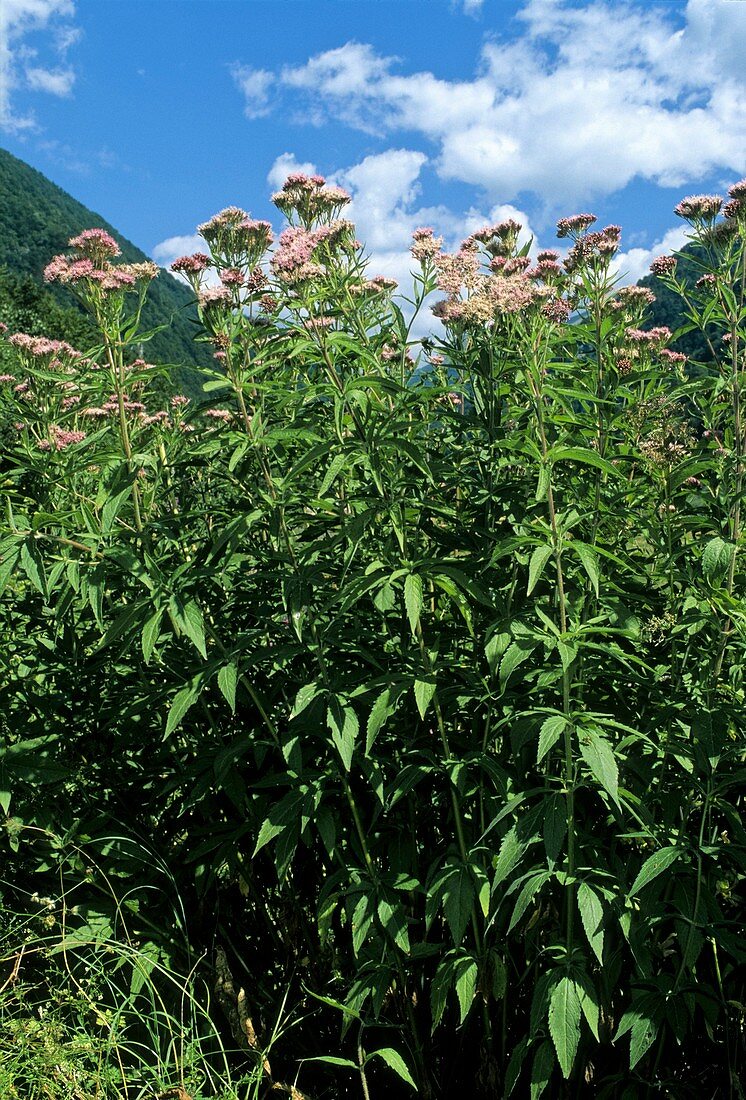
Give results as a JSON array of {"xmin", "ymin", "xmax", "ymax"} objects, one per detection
[{"xmin": 674, "ymin": 195, "xmax": 722, "ymax": 222}]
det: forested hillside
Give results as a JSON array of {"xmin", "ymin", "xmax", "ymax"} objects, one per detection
[{"xmin": 0, "ymin": 147, "xmax": 211, "ymax": 391}]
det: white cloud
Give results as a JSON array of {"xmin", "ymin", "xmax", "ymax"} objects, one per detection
[
  {"xmin": 267, "ymin": 151, "xmax": 318, "ymax": 192},
  {"xmin": 229, "ymin": 63, "xmax": 274, "ymax": 119},
  {"xmin": 232, "ymin": 0, "xmax": 746, "ymax": 209},
  {"xmin": 0, "ymin": 0, "xmax": 78, "ymax": 130},
  {"xmin": 612, "ymin": 225, "xmax": 690, "ymax": 286},
  {"xmin": 25, "ymin": 64, "xmax": 73, "ymax": 95}
]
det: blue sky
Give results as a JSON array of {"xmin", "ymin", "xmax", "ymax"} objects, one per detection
[{"xmin": 1, "ymin": 0, "xmax": 745, "ymax": 290}]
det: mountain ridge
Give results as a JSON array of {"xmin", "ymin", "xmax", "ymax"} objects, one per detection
[{"xmin": 0, "ymin": 146, "xmax": 212, "ymax": 386}]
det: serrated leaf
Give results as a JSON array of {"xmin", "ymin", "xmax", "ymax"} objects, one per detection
[
  {"xmin": 500, "ymin": 640, "xmax": 535, "ymax": 687},
  {"xmin": 414, "ymin": 678, "xmax": 436, "ymax": 720},
  {"xmin": 443, "ymin": 865, "xmax": 473, "ymax": 947},
  {"xmin": 101, "ymin": 485, "xmax": 131, "ymax": 534},
  {"xmin": 485, "ymin": 631, "xmax": 510, "ymax": 677},
  {"xmin": 494, "ymin": 823, "xmax": 528, "ymax": 885},
  {"xmin": 530, "ymin": 1040, "xmax": 555, "ymax": 1100},
  {"xmin": 571, "ymin": 541, "xmax": 599, "ymax": 596},
  {"xmin": 20, "ymin": 541, "xmax": 45, "ymax": 596},
  {"xmin": 327, "ymin": 700, "xmax": 358, "ymax": 771},
  {"xmin": 318, "ymin": 451, "xmax": 350, "ymax": 496},
  {"xmin": 368, "ymin": 1048, "xmax": 417, "ymax": 1089},
  {"xmin": 217, "ymin": 663, "xmax": 237, "ymax": 713},
  {"xmin": 508, "ymin": 872, "xmax": 550, "ymax": 933},
  {"xmin": 454, "ymin": 955, "xmax": 478, "ymax": 1024},
  {"xmin": 366, "ymin": 686, "xmax": 396, "ymax": 753},
  {"xmin": 557, "ymin": 637, "xmax": 577, "ymax": 672},
  {"xmin": 548, "ymin": 975, "xmax": 581, "ymax": 1079},
  {"xmin": 404, "ymin": 573, "xmax": 423, "ymax": 637},
  {"xmin": 578, "ymin": 727, "xmax": 619, "ymax": 806},
  {"xmin": 702, "ymin": 536, "xmax": 732, "ymax": 585},
  {"xmin": 169, "ymin": 595, "xmax": 207, "ymax": 659},
  {"xmin": 628, "ymin": 846, "xmax": 680, "ymax": 896},
  {"xmin": 165, "ymin": 681, "xmax": 199, "ymax": 738},
  {"xmin": 291, "ymin": 681, "xmax": 320, "ymax": 718},
  {"xmin": 577, "ymin": 882, "xmax": 605, "ymax": 965},
  {"xmin": 543, "ymin": 795, "xmax": 567, "ymax": 867},
  {"xmin": 504, "ymin": 1037, "xmax": 531, "ymax": 1097},
  {"xmin": 304, "ymin": 1055, "xmax": 358, "ymax": 1068},
  {"xmin": 537, "ymin": 715, "xmax": 567, "ymax": 763},
  {"xmin": 141, "ymin": 607, "xmax": 163, "ymax": 664},
  {"xmin": 528, "ymin": 545, "xmax": 553, "ymax": 594}
]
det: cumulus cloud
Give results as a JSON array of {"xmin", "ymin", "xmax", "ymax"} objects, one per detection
[
  {"xmin": 229, "ymin": 64, "xmax": 274, "ymax": 119},
  {"xmin": 24, "ymin": 64, "xmax": 73, "ymax": 95},
  {"xmin": 266, "ymin": 151, "xmax": 317, "ymax": 192},
  {"xmin": 232, "ymin": 0, "xmax": 746, "ymax": 209},
  {"xmin": 612, "ymin": 225, "xmax": 690, "ymax": 287},
  {"xmin": 0, "ymin": 0, "xmax": 78, "ymax": 130}
]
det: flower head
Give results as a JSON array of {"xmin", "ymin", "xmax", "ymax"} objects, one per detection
[
  {"xmin": 674, "ymin": 194, "xmax": 722, "ymax": 223},
  {"xmin": 556, "ymin": 213, "xmax": 597, "ymax": 239},
  {"xmin": 68, "ymin": 228, "xmax": 120, "ymax": 260},
  {"xmin": 650, "ymin": 255, "xmax": 678, "ymax": 277}
]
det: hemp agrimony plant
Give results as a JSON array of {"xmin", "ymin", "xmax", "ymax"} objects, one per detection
[{"xmin": 1, "ymin": 173, "xmax": 745, "ymax": 1098}]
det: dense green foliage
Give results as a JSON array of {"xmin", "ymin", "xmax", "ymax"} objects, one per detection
[
  {"xmin": 1, "ymin": 180, "xmax": 745, "ymax": 1099},
  {"xmin": 0, "ymin": 147, "xmax": 211, "ymax": 391}
]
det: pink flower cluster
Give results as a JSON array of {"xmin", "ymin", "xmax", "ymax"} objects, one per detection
[
  {"xmin": 270, "ymin": 223, "xmax": 353, "ymax": 284},
  {"xmin": 38, "ymin": 426, "xmax": 87, "ymax": 451},
  {"xmin": 556, "ymin": 214, "xmax": 597, "ymax": 239},
  {"xmin": 271, "ymin": 174, "xmax": 352, "ymax": 225},
  {"xmin": 44, "ymin": 231, "xmax": 157, "ymax": 294},
  {"xmin": 674, "ymin": 195, "xmax": 722, "ymax": 223},
  {"xmin": 8, "ymin": 333, "xmax": 82, "ymax": 363},
  {"xmin": 411, "ymin": 227, "xmax": 444, "ymax": 262},
  {"xmin": 171, "ymin": 253, "xmax": 210, "ymax": 276},
  {"xmin": 650, "ymin": 255, "xmax": 678, "ymax": 277},
  {"xmin": 68, "ymin": 228, "xmax": 120, "ymax": 259},
  {"xmin": 198, "ymin": 208, "xmax": 274, "ymax": 262},
  {"xmin": 563, "ymin": 225, "xmax": 621, "ymax": 272}
]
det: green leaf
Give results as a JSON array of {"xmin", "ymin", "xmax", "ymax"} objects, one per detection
[
  {"xmin": 528, "ymin": 545, "xmax": 553, "ymax": 594},
  {"xmin": 366, "ymin": 686, "xmax": 398, "ymax": 753},
  {"xmin": 404, "ymin": 573, "xmax": 423, "ymax": 637},
  {"xmin": 548, "ymin": 975, "xmax": 581, "ymax": 1079},
  {"xmin": 577, "ymin": 882, "xmax": 605, "ymax": 965},
  {"xmin": 702, "ymin": 536, "xmax": 732, "ymax": 585},
  {"xmin": 20, "ymin": 540, "xmax": 45, "ymax": 596},
  {"xmin": 508, "ymin": 872, "xmax": 551, "ymax": 933},
  {"xmin": 304, "ymin": 1055, "xmax": 357, "ymax": 1068},
  {"xmin": 327, "ymin": 700, "xmax": 358, "ymax": 771},
  {"xmin": 453, "ymin": 955, "xmax": 479, "ymax": 1024},
  {"xmin": 537, "ymin": 715, "xmax": 567, "ymax": 764},
  {"xmin": 550, "ymin": 445, "xmax": 621, "ymax": 479},
  {"xmin": 571, "ymin": 541, "xmax": 600, "ymax": 596},
  {"xmin": 543, "ymin": 795, "xmax": 567, "ymax": 867},
  {"xmin": 368, "ymin": 1048, "xmax": 417, "ymax": 1089},
  {"xmin": 414, "ymin": 678, "xmax": 436, "ymax": 720},
  {"xmin": 318, "ymin": 451, "xmax": 350, "ymax": 496},
  {"xmin": 493, "ymin": 821, "xmax": 535, "ymax": 886},
  {"xmin": 101, "ymin": 484, "xmax": 132, "ymax": 534},
  {"xmin": 217, "ymin": 663, "xmax": 237, "ymax": 713},
  {"xmin": 530, "ymin": 1040, "xmax": 556, "ymax": 1100},
  {"xmin": 169, "ymin": 595, "xmax": 207, "ymax": 659},
  {"xmin": 141, "ymin": 607, "xmax": 163, "ymax": 665},
  {"xmin": 165, "ymin": 680, "xmax": 200, "ymax": 738},
  {"xmin": 291, "ymin": 681, "xmax": 320, "ymax": 718},
  {"xmin": 578, "ymin": 727, "xmax": 619, "ymax": 806},
  {"xmin": 443, "ymin": 865, "xmax": 474, "ymax": 947},
  {"xmin": 500, "ymin": 640, "xmax": 536, "ymax": 687},
  {"xmin": 628, "ymin": 846, "xmax": 681, "ymax": 896}
]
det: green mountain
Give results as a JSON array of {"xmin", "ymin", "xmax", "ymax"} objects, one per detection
[{"xmin": 0, "ymin": 147, "xmax": 211, "ymax": 392}]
